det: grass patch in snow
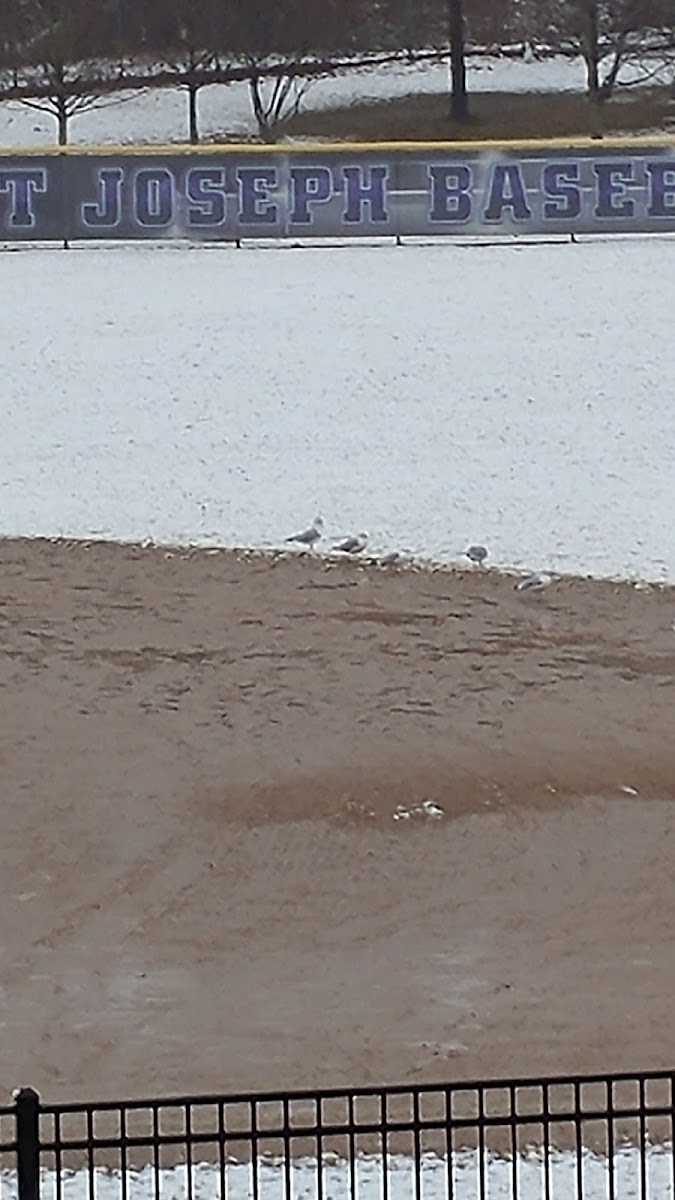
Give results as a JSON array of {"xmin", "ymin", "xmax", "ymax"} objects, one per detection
[{"xmin": 280, "ymin": 85, "xmax": 675, "ymax": 142}]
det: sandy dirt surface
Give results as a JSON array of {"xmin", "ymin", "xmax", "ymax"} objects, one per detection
[{"xmin": 1, "ymin": 537, "xmax": 675, "ymax": 1105}]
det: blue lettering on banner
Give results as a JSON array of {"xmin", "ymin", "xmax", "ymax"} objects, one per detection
[
  {"xmin": 646, "ymin": 161, "xmax": 675, "ymax": 217},
  {"xmin": 428, "ymin": 165, "xmax": 472, "ymax": 222},
  {"xmin": 237, "ymin": 167, "xmax": 278, "ymax": 224},
  {"xmin": 81, "ymin": 167, "xmax": 123, "ymax": 227},
  {"xmin": 594, "ymin": 162, "xmax": 635, "ymax": 218},
  {"xmin": 0, "ymin": 167, "xmax": 47, "ymax": 228},
  {"xmin": 542, "ymin": 163, "xmax": 581, "ymax": 220},
  {"xmin": 186, "ymin": 167, "xmax": 227, "ymax": 227},
  {"xmin": 342, "ymin": 165, "xmax": 388, "ymax": 224},
  {"xmin": 483, "ymin": 163, "xmax": 532, "ymax": 222},
  {"xmin": 290, "ymin": 167, "xmax": 332, "ymax": 224},
  {"xmin": 134, "ymin": 167, "xmax": 174, "ymax": 227}
]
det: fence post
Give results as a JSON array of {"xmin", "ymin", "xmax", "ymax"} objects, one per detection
[{"xmin": 15, "ymin": 1087, "xmax": 40, "ymax": 1200}]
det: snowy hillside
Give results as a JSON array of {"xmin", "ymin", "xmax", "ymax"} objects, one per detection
[{"xmin": 1, "ymin": 55, "xmax": 591, "ymax": 147}]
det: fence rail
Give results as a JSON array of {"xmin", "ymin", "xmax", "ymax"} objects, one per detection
[{"xmin": 0, "ymin": 1069, "xmax": 674, "ymax": 1200}]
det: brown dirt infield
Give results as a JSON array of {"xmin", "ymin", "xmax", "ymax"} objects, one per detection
[{"xmin": 1, "ymin": 537, "xmax": 675, "ymax": 1104}]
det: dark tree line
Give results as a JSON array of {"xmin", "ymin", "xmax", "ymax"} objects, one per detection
[{"xmin": 0, "ymin": 0, "xmax": 672, "ymax": 143}]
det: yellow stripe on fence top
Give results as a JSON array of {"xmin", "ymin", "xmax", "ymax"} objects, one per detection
[{"xmin": 0, "ymin": 133, "xmax": 674, "ymax": 156}]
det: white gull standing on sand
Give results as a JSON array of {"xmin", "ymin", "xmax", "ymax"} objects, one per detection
[
  {"xmin": 285, "ymin": 516, "xmax": 324, "ymax": 549},
  {"xmin": 515, "ymin": 572, "xmax": 553, "ymax": 592},
  {"xmin": 379, "ymin": 550, "xmax": 405, "ymax": 566},
  {"xmin": 333, "ymin": 532, "xmax": 369, "ymax": 554},
  {"xmin": 464, "ymin": 544, "xmax": 489, "ymax": 566}
]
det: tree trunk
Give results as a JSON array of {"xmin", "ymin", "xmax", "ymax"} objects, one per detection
[
  {"xmin": 57, "ymin": 97, "xmax": 68, "ymax": 146},
  {"xmin": 248, "ymin": 74, "xmax": 276, "ymax": 142},
  {"xmin": 587, "ymin": 90, "xmax": 604, "ymax": 137},
  {"xmin": 187, "ymin": 82, "xmax": 199, "ymax": 144},
  {"xmin": 448, "ymin": 0, "xmax": 469, "ymax": 121},
  {"xmin": 581, "ymin": 0, "xmax": 603, "ymax": 136}
]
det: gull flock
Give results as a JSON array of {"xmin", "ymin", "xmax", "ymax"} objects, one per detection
[{"xmin": 285, "ymin": 516, "xmax": 553, "ymax": 591}]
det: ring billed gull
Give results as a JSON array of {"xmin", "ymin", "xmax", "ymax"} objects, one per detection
[
  {"xmin": 285, "ymin": 516, "xmax": 324, "ymax": 549},
  {"xmin": 464, "ymin": 545, "xmax": 488, "ymax": 566},
  {"xmin": 379, "ymin": 550, "xmax": 403, "ymax": 566},
  {"xmin": 515, "ymin": 572, "xmax": 552, "ymax": 592},
  {"xmin": 333, "ymin": 532, "xmax": 369, "ymax": 554}
]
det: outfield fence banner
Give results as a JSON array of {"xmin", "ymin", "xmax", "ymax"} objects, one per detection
[{"xmin": 0, "ymin": 141, "xmax": 674, "ymax": 242}]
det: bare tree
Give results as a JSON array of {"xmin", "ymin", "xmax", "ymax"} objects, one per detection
[
  {"xmin": 538, "ymin": 0, "xmax": 675, "ymax": 131},
  {"xmin": 245, "ymin": 62, "xmax": 310, "ymax": 140},
  {"xmin": 225, "ymin": 0, "xmax": 373, "ymax": 141},
  {"xmin": 0, "ymin": 0, "xmax": 141, "ymax": 143},
  {"xmin": 139, "ymin": 0, "xmax": 227, "ymax": 143}
]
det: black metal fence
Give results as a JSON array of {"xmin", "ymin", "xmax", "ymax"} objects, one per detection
[{"xmin": 1, "ymin": 1069, "xmax": 674, "ymax": 1200}]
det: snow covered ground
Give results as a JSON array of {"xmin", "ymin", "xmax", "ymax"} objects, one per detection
[
  {"xmin": 1, "ymin": 235, "xmax": 674, "ymax": 582},
  {"xmin": 0, "ymin": 55, "xmax": 593, "ymax": 148},
  {"xmin": 1, "ymin": 1146, "xmax": 674, "ymax": 1200}
]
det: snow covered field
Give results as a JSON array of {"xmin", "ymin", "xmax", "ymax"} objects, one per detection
[
  {"xmin": 1, "ymin": 235, "xmax": 674, "ymax": 582},
  {"xmin": 1, "ymin": 1146, "xmax": 674, "ymax": 1200}
]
